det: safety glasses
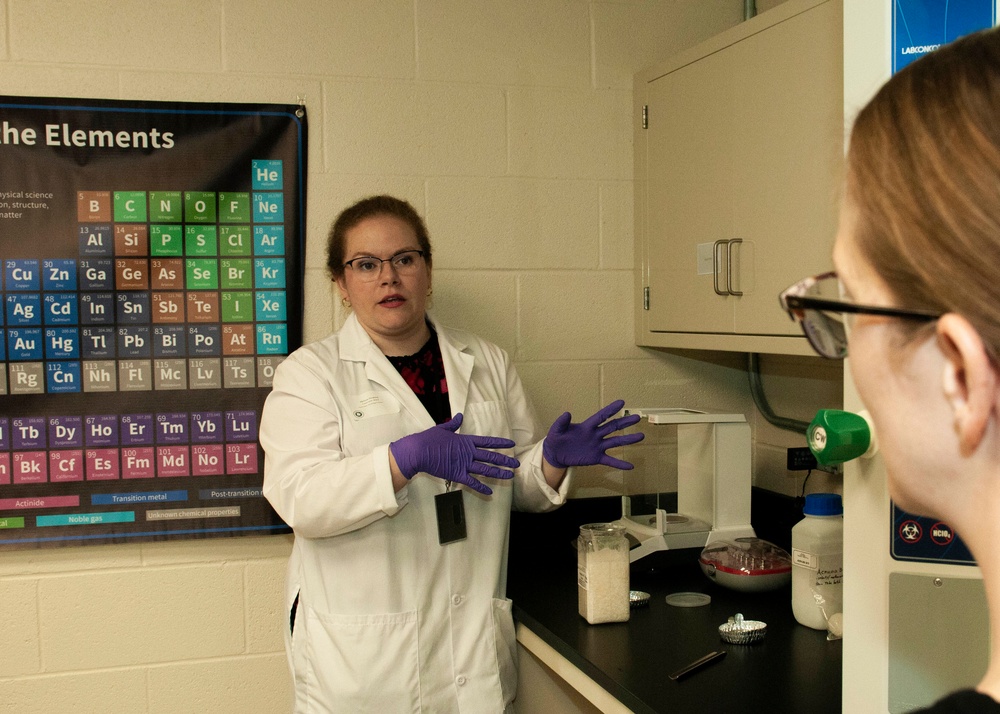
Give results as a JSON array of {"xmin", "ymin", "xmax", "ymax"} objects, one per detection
[{"xmin": 779, "ymin": 272, "xmax": 941, "ymax": 359}]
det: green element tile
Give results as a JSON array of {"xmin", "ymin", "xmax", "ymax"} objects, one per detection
[
  {"xmin": 185, "ymin": 225, "xmax": 218, "ymax": 256},
  {"xmin": 150, "ymin": 226, "xmax": 184, "ymax": 257},
  {"xmin": 220, "ymin": 259, "xmax": 253, "ymax": 289},
  {"xmin": 218, "ymin": 192, "xmax": 250, "ymax": 223},
  {"xmin": 114, "ymin": 191, "xmax": 147, "ymax": 222},
  {"xmin": 149, "ymin": 192, "xmax": 183, "ymax": 222},
  {"xmin": 221, "ymin": 291, "xmax": 253, "ymax": 322},
  {"xmin": 185, "ymin": 192, "xmax": 217, "ymax": 222},
  {"xmin": 186, "ymin": 259, "xmax": 219, "ymax": 289},
  {"xmin": 220, "ymin": 226, "xmax": 252, "ymax": 256}
]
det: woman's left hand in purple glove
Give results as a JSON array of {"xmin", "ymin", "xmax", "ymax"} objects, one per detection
[{"xmin": 542, "ymin": 399, "xmax": 645, "ymax": 470}]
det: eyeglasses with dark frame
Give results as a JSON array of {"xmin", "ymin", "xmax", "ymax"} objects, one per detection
[
  {"xmin": 779, "ymin": 271, "xmax": 941, "ymax": 359},
  {"xmin": 343, "ymin": 249, "xmax": 427, "ymax": 282}
]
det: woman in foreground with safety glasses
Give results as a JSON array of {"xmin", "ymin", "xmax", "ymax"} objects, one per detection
[
  {"xmin": 781, "ymin": 27, "xmax": 1000, "ymax": 714},
  {"xmin": 259, "ymin": 194, "xmax": 643, "ymax": 712}
]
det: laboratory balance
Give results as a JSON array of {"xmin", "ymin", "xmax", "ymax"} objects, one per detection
[{"xmin": 615, "ymin": 408, "xmax": 755, "ymax": 562}]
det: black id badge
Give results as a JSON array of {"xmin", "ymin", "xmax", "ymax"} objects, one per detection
[{"xmin": 435, "ymin": 488, "xmax": 467, "ymax": 545}]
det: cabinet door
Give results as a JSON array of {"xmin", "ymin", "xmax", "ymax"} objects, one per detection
[
  {"xmin": 645, "ymin": 49, "xmax": 735, "ymax": 334},
  {"xmin": 730, "ymin": 0, "xmax": 843, "ymax": 336}
]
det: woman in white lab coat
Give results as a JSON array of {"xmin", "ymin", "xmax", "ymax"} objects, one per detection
[
  {"xmin": 260, "ymin": 195, "xmax": 642, "ymax": 713},
  {"xmin": 780, "ymin": 27, "xmax": 1000, "ymax": 714}
]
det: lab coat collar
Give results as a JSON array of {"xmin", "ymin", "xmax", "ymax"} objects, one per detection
[{"xmin": 338, "ymin": 312, "xmax": 474, "ymax": 427}]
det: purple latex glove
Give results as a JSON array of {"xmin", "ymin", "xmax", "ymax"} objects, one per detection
[
  {"xmin": 390, "ymin": 413, "xmax": 520, "ymax": 495},
  {"xmin": 543, "ymin": 399, "xmax": 644, "ymax": 470}
]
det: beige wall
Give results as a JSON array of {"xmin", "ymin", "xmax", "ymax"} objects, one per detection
[{"xmin": 0, "ymin": 1, "xmax": 838, "ymax": 712}]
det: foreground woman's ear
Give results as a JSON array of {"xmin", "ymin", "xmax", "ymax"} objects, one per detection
[{"xmin": 937, "ymin": 313, "xmax": 998, "ymax": 455}]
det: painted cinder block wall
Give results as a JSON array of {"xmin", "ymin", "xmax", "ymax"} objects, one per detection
[{"xmin": 0, "ymin": 1, "xmax": 838, "ymax": 711}]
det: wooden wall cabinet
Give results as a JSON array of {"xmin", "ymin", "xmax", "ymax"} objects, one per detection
[{"xmin": 634, "ymin": 0, "xmax": 844, "ymax": 355}]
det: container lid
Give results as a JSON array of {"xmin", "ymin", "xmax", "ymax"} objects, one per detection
[
  {"xmin": 803, "ymin": 493, "xmax": 843, "ymax": 516},
  {"xmin": 665, "ymin": 591, "xmax": 711, "ymax": 607},
  {"xmin": 579, "ymin": 522, "xmax": 625, "ymax": 537}
]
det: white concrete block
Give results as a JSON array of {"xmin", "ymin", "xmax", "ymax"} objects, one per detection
[
  {"xmin": 567, "ymin": 439, "xmax": 675, "ymax": 500},
  {"xmin": 246, "ymin": 559, "xmax": 287, "ymax": 654},
  {"xmin": 517, "ymin": 271, "xmax": 640, "ymax": 361},
  {"xmin": 0, "ymin": 2, "xmax": 7, "ymax": 61},
  {"xmin": 427, "ymin": 177, "xmax": 599, "ymax": 270},
  {"xmin": 224, "ymin": 0, "xmax": 413, "ymax": 79},
  {"xmin": 302, "ymin": 266, "xmax": 337, "ymax": 345},
  {"xmin": 513, "ymin": 361, "xmax": 599, "ymax": 427},
  {"xmin": 38, "ymin": 565, "xmax": 245, "ymax": 670},
  {"xmin": 10, "ymin": 0, "xmax": 222, "ymax": 70},
  {"xmin": 0, "ymin": 669, "xmax": 148, "ymax": 714},
  {"xmin": 429, "ymin": 270, "xmax": 517, "ymax": 357},
  {"xmin": 324, "ymin": 79, "xmax": 506, "ymax": 177},
  {"xmin": 0, "ymin": 543, "xmax": 141, "ymax": 577},
  {"xmin": 117, "ymin": 71, "xmax": 320, "ymax": 107},
  {"xmin": 618, "ymin": 440, "xmax": 678, "ymax": 494},
  {"xmin": 118, "ymin": 72, "xmax": 322, "ymax": 179},
  {"xmin": 599, "ymin": 181, "xmax": 633, "ymax": 270},
  {"xmin": 148, "ymin": 654, "xmax": 292, "ymax": 714},
  {"xmin": 139, "ymin": 534, "xmax": 292, "ymax": 566},
  {"xmin": 508, "ymin": 87, "xmax": 631, "ymax": 180},
  {"xmin": 308, "ymin": 175, "xmax": 427, "ymax": 270},
  {"xmin": 0, "ymin": 65, "xmax": 119, "ymax": 99},
  {"xmin": 416, "ymin": 0, "xmax": 589, "ymax": 88},
  {"xmin": 0, "ymin": 579, "xmax": 40, "ymax": 676}
]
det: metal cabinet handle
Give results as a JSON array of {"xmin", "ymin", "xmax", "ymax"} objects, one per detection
[
  {"xmin": 727, "ymin": 238, "xmax": 743, "ymax": 296},
  {"xmin": 713, "ymin": 240, "xmax": 727, "ymax": 296}
]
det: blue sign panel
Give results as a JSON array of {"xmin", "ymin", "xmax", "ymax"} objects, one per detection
[
  {"xmin": 889, "ymin": 1, "xmax": 994, "ymax": 566},
  {"xmin": 894, "ymin": 0, "xmax": 996, "ymax": 73},
  {"xmin": 891, "ymin": 505, "xmax": 976, "ymax": 565}
]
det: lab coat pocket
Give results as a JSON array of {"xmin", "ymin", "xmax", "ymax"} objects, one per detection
[
  {"xmin": 342, "ymin": 391, "xmax": 405, "ymax": 456},
  {"xmin": 303, "ymin": 606, "xmax": 421, "ymax": 714},
  {"xmin": 491, "ymin": 597, "xmax": 518, "ymax": 708},
  {"xmin": 463, "ymin": 401, "xmax": 512, "ymax": 440}
]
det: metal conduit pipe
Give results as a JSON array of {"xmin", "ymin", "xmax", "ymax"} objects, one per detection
[{"xmin": 747, "ymin": 353, "xmax": 809, "ymax": 435}]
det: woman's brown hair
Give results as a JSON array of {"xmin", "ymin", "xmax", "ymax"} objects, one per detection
[
  {"xmin": 848, "ymin": 26, "xmax": 1000, "ymax": 355},
  {"xmin": 326, "ymin": 195, "xmax": 433, "ymax": 281}
]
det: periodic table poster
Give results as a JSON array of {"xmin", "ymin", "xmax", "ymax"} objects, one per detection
[{"xmin": 0, "ymin": 96, "xmax": 305, "ymax": 548}]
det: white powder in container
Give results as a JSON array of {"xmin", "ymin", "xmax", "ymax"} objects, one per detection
[{"xmin": 578, "ymin": 546, "xmax": 630, "ymax": 624}]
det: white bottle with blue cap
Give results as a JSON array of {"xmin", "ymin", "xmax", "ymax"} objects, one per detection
[{"xmin": 791, "ymin": 493, "xmax": 844, "ymax": 630}]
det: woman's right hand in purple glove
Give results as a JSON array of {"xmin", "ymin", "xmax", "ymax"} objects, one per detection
[{"xmin": 389, "ymin": 413, "xmax": 520, "ymax": 495}]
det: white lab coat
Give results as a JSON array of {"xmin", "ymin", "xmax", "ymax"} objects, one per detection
[{"xmin": 260, "ymin": 313, "xmax": 570, "ymax": 713}]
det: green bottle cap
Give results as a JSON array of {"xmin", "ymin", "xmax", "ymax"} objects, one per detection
[{"xmin": 807, "ymin": 409, "xmax": 872, "ymax": 466}]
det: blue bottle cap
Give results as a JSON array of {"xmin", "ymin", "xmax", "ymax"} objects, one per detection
[{"xmin": 804, "ymin": 493, "xmax": 843, "ymax": 516}]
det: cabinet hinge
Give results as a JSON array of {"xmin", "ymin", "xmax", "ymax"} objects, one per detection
[
  {"xmin": 643, "ymin": 286, "xmax": 650, "ymax": 310},
  {"xmin": 642, "ymin": 105, "xmax": 648, "ymax": 130}
]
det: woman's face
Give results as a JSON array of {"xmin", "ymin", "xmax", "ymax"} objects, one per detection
[
  {"xmin": 335, "ymin": 214, "xmax": 431, "ymax": 352},
  {"xmin": 833, "ymin": 197, "xmax": 957, "ymax": 518}
]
